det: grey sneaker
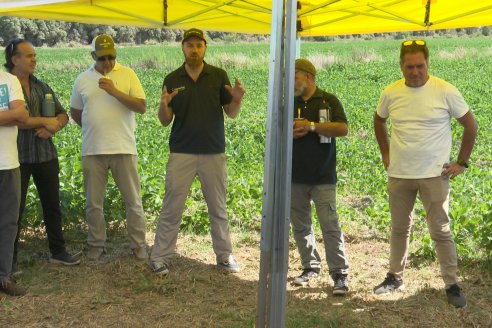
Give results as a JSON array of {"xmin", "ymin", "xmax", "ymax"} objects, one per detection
[
  {"xmin": 0, "ymin": 278, "xmax": 26, "ymax": 296},
  {"xmin": 87, "ymin": 246, "xmax": 104, "ymax": 261},
  {"xmin": 151, "ymin": 262, "xmax": 169, "ymax": 276},
  {"xmin": 373, "ymin": 273, "xmax": 404, "ymax": 294},
  {"xmin": 217, "ymin": 257, "xmax": 240, "ymax": 273},
  {"xmin": 332, "ymin": 273, "xmax": 349, "ymax": 296},
  {"xmin": 446, "ymin": 284, "xmax": 467, "ymax": 308},
  {"xmin": 293, "ymin": 269, "xmax": 320, "ymax": 287},
  {"xmin": 132, "ymin": 247, "xmax": 148, "ymax": 261},
  {"xmin": 49, "ymin": 251, "xmax": 81, "ymax": 266}
]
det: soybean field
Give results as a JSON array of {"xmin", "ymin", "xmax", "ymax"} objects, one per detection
[{"xmin": 28, "ymin": 37, "xmax": 492, "ymax": 263}]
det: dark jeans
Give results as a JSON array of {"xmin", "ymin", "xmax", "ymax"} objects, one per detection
[
  {"xmin": 14, "ymin": 158, "xmax": 66, "ymax": 266},
  {"xmin": 0, "ymin": 168, "xmax": 21, "ymax": 281}
]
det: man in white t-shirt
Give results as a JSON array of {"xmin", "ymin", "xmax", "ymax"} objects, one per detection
[
  {"xmin": 373, "ymin": 40, "xmax": 478, "ymax": 308},
  {"xmin": 70, "ymin": 34, "xmax": 147, "ymax": 261},
  {"xmin": 0, "ymin": 71, "xmax": 28, "ymax": 296}
]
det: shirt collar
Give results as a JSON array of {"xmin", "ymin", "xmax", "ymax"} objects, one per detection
[
  {"xmin": 89, "ymin": 61, "xmax": 122, "ymax": 73},
  {"xmin": 296, "ymin": 87, "xmax": 323, "ymax": 102},
  {"xmin": 178, "ymin": 61, "xmax": 210, "ymax": 77}
]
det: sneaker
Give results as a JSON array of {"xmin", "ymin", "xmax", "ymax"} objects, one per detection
[
  {"xmin": 0, "ymin": 278, "xmax": 26, "ymax": 296},
  {"xmin": 332, "ymin": 273, "xmax": 349, "ymax": 296},
  {"xmin": 87, "ymin": 246, "xmax": 104, "ymax": 261},
  {"xmin": 293, "ymin": 269, "xmax": 320, "ymax": 287},
  {"xmin": 373, "ymin": 273, "xmax": 404, "ymax": 294},
  {"xmin": 132, "ymin": 247, "xmax": 148, "ymax": 261},
  {"xmin": 151, "ymin": 262, "xmax": 169, "ymax": 276},
  {"xmin": 446, "ymin": 284, "xmax": 467, "ymax": 308},
  {"xmin": 217, "ymin": 257, "xmax": 240, "ymax": 273},
  {"xmin": 49, "ymin": 251, "xmax": 81, "ymax": 266}
]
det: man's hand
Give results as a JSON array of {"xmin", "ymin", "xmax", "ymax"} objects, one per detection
[
  {"xmin": 34, "ymin": 127, "xmax": 53, "ymax": 139},
  {"xmin": 160, "ymin": 86, "xmax": 178, "ymax": 110},
  {"xmin": 293, "ymin": 119, "xmax": 309, "ymax": 139},
  {"xmin": 98, "ymin": 77, "xmax": 117, "ymax": 96},
  {"xmin": 441, "ymin": 162, "xmax": 465, "ymax": 179},
  {"xmin": 225, "ymin": 78, "xmax": 246, "ymax": 103},
  {"xmin": 44, "ymin": 117, "xmax": 62, "ymax": 133}
]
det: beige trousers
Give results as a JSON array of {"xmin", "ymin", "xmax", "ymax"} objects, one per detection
[{"xmin": 388, "ymin": 176, "xmax": 458, "ymax": 286}]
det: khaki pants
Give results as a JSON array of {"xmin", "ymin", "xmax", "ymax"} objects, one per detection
[
  {"xmin": 150, "ymin": 153, "xmax": 233, "ymax": 265},
  {"xmin": 82, "ymin": 154, "xmax": 146, "ymax": 249},
  {"xmin": 388, "ymin": 176, "xmax": 458, "ymax": 286}
]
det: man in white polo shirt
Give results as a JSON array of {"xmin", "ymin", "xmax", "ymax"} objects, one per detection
[
  {"xmin": 373, "ymin": 40, "xmax": 478, "ymax": 308},
  {"xmin": 70, "ymin": 34, "xmax": 147, "ymax": 261},
  {"xmin": 0, "ymin": 70, "xmax": 28, "ymax": 296}
]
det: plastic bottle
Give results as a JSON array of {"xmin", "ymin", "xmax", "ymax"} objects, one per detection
[
  {"xmin": 319, "ymin": 101, "xmax": 331, "ymax": 143},
  {"xmin": 42, "ymin": 93, "xmax": 55, "ymax": 117}
]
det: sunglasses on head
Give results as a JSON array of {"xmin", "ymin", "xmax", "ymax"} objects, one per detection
[
  {"xmin": 97, "ymin": 55, "xmax": 116, "ymax": 62},
  {"xmin": 402, "ymin": 40, "xmax": 426, "ymax": 47},
  {"xmin": 7, "ymin": 38, "xmax": 24, "ymax": 56}
]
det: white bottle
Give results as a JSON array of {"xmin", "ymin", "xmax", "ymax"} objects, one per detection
[{"xmin": 319, "ymin": 101, "xmax": 331, "ymax": 143}]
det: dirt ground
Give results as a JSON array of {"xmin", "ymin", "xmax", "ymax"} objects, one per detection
[{"xmin": 1, "ymin": 228, "xmax": 491, "ymax": 328}]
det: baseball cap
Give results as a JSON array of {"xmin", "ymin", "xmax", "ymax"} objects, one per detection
[
  {"xmin": 182, "ymin": 28, "xmax": 207, "ymax": 44},
  {"xmin": 91, "ymin": 34, "xmax": 116, "ymax": 57},
  {"xmin": 295, "ymin": 58, "xmax": 316, "ymax": 76}
]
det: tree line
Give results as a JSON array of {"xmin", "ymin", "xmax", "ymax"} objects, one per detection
[{"xmin": 0, "ymin": 16, "xmax": 489, "ymax": 47}]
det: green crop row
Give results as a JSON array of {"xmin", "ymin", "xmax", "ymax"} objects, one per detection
[{"xmin": 23, "ymin": 37, "xmax": 491, "ymax": 262}]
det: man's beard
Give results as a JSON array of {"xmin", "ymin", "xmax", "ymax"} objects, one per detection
[
  {"xmin": 294, "ymin": 83, "xmax": 305, "ymax": 97},
  {"xmin": 185, "ymin": 55, "xmax": 203, "ymax": 68}
]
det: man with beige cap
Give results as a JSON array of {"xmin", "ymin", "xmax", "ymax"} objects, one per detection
[
  {"xmin": 290, "ymin": 58, "xmax": 349, "ymax": 295},
  {"xmin": 70, "ymin": 34, "xmax": 147, "ymax": 261}
]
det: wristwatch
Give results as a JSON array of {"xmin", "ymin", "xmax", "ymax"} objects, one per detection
[
  {"xmin": 456, "ymin": 159, "xmax": 469, "ymax": 168},
  {"xmin": 309, "ymin": 122, "xmax": 315, "ymax": 132}
]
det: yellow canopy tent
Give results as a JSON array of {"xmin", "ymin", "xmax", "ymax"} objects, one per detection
[
  {"xmin": 0, "ymin": 0, "xmax": 491, "ymax": 36},
  {"xmin": 1, "ymin": 1, "xmax": 491, "ymax": 327}
]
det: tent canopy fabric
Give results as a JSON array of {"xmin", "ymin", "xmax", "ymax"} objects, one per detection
[{"xmin": 1, "ymin": 0, "xmax": 491, "ymax": 36}]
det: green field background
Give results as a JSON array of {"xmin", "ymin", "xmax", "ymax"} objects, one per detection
[{"xmin": 25, "ymin": 37, "xmax": 491, "ymax": 262}]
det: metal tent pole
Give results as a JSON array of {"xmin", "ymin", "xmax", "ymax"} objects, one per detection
[{"xmin": 256, "ymin": 0, "xmax": 297, "ymax": 326}]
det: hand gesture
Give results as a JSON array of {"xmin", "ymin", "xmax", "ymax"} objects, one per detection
[
  {"xmin": 99, "ymin": 77, "xmax": 117, "ymax": 95},
  {"xmin": 225, "ymin": 78, "xmax": 246, "ymax": 103},
  {"xmin": 160, "ymin": 85, "xmax": 178, "ymax": 109}
]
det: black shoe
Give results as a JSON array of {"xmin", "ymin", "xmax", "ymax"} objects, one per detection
[
  {"xmin": 0, "ymin": 278, "xmax": 26, "ymax": 296},
  {"xmin": 293, "ymin": 268, "xmax": 320, "ymax": 287},
  {"xmin": 49, "ymin": 251, "xmax": 81, "ymax": 266},
  {"xmin": 332, "ymin": 273, "xmax": 349, "ymax": 296},
  {"xmin": 446, "ymin": 284, "xmax": 467, "ymax": 308},
  {"xmin": 373, "ymin": 273, "xmax": 404, "ymax": 294}
]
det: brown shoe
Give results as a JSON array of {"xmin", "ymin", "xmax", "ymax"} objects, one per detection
[{"xmin": 0, "ymin": 278, "xmax": 27, "ymax": 296}]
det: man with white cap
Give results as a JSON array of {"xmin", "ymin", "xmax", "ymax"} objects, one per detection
[{"xmin": 70, "ymin": 34, "xmax": 147, "ymax": 261}]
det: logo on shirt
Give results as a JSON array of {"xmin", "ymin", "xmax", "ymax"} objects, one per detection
[{"xmin": 0, "ymin": 84, "xmax": 10, "ymax": 111}]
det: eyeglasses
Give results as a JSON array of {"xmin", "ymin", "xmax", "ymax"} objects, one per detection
[
  {"xmin": 97, "ymin": 55, "xmax": 116, "ymax": 62},
  {"xmin": 402, "ymin": 40, "xmax": 426, "ymax": 47}
]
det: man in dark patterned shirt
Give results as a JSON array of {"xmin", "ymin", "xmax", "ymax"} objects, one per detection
[{"xmin": 5, "ymin": 39, "xmax": 80, "ymax": 271}]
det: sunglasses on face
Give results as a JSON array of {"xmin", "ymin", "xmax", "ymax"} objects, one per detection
[
  {"xmin": 402, "ymin": 40, "xmax": 426, "ymax": 47},
  {"xmin": 97, "ymin": 55, "xmax": 116, "ymax": 62}
]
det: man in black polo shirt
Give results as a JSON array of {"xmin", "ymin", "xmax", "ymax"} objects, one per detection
[
  {"xmin": 150, "ymin": 28, "xmax": 245, "ymax": 276},
  {"xmin": 290, "ymin": 58, "xmax": 349, "ymax": 295}
]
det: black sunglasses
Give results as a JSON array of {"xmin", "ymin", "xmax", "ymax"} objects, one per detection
[
  {"xmin": 97, "ymin": 55, "xmax": 116, "ymax": 62},
  {"xmin": 7, "ymin": 38, "xmax": 24, "ymax": 56}
]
